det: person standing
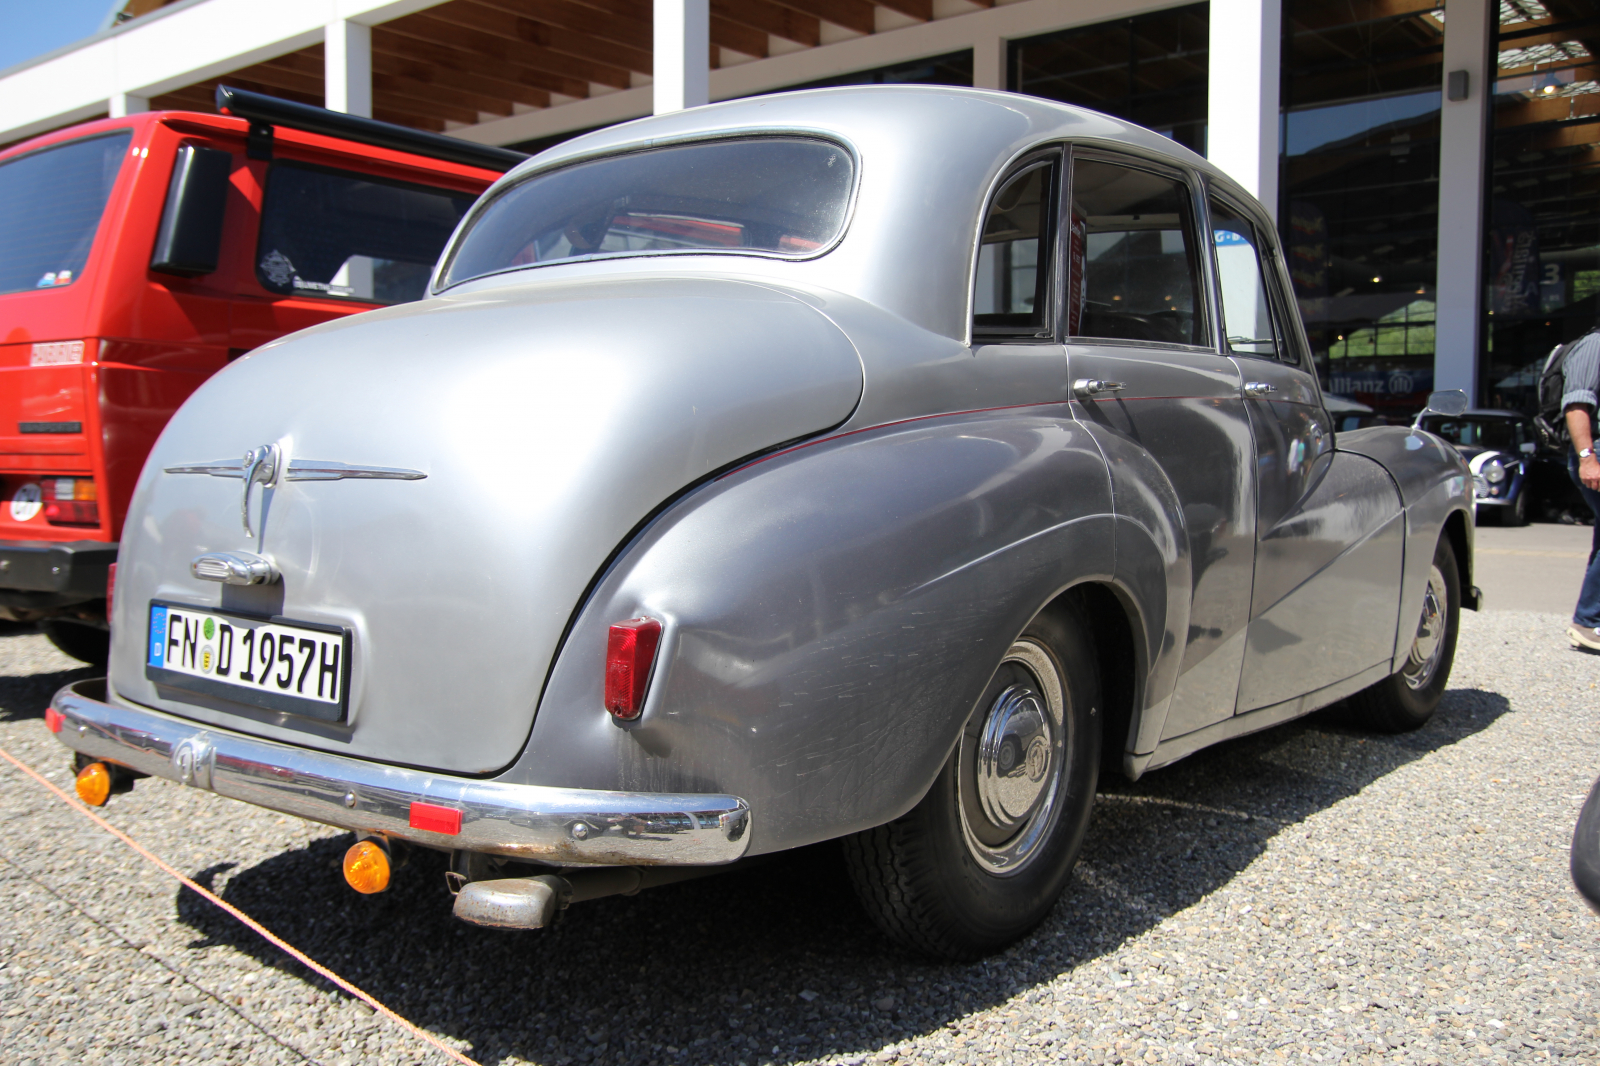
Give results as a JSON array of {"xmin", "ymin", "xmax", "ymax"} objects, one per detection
[{"xmin": 1566, "ymin": 330, "xmax": 1600, "ymax": 650}]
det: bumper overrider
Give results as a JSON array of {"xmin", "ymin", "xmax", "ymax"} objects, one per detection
[{"xmin": 47, "ymin": 679, "xmax": 752, "ymax": 866}]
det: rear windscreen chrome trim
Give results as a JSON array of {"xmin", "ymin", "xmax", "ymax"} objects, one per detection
[{"xmin": 432, "ymin": 130, "xmax": 861, "ymax": 294}]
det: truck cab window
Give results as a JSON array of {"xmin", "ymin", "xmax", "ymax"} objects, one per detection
[
  {"xmin": 0, "ymin": 131, "xmax": 130, "ymax": 297},
  {"xmin": 257, "ymin": 163, "xmax": 476, "ymax": 304}
]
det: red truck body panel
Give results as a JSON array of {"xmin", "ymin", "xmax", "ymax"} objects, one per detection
[{"xmin": 0, "ymin": 111, "xmax": 496, "ymax": 620}]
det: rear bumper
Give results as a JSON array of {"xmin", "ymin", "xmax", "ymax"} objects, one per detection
[
  {"xmin": 48, "ymin": 679, "xmax": 752, "ymax": 866},
  {"xmin": 0, "ymin": 539, "xmax": 115, "ymax": 600}
]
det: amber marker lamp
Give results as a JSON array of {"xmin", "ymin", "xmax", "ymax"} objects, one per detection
[
  {"xmin": 342, "ymin": 839, "xmax": 392, "ymax": 894},
  {"xmin": 75, "ymin": 761, "xmax": 112, "ymax": 807}
]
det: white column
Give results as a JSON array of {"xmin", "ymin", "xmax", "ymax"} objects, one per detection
[
  {"xmin": 109, "ymin": 93, "xmax": 148, "ymax": 117},
  {"xmin": 653, "ymin": 0, "xmax": 709, "ymax": 114},
  {"xmin": 1433, "ymin": 0, "xmax": 1492, "ymax": 400},
  {"xmin": 973, "ymin": 33, "xmax": 1007, "ymax": 91},
  {"xmin": 1207, "ymin": 0, "xmax": 1281, "ymax": 218},
  {"xmin": 324, "ymin": 20, "xmax": 373, "ymax": 117}
]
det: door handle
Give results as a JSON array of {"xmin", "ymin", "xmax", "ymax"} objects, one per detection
[
  {"xmin": 1073, "ymin": 378, "xmax": 1127, "ymax": 398},
  {"xmin": 1243, "ymin": 381, "xmax": 1278, "ymax": 398}
]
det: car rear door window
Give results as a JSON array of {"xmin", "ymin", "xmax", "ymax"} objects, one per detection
[
  {"xmin": 0, "ymin": 131, "xmax": 131, "ymax": 297},
  {"xmin": 973, "ymin": 157, "xmax": 1058, "ymax": 337},
  {"xmin": 1067, "ymin": 157, "xmax": 1205, "ymax": 346},
  {"xmin": 1210, "ymin": 198, "xmax": 1283, "ymax": 360},
  {"xmin": 256, "ymin": 163, "xmax": 476, "ymax": 304}
]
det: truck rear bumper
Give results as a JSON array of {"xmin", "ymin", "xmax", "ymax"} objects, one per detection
[
  {"xmin": 47, "ymin": 679, "xmax": 752, "ymax": 866},
  {"xmin": 0, "ymin": 539, "xmax": 115, "ymax": 601}
]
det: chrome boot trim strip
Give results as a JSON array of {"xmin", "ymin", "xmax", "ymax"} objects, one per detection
[
  {"xmin": 49, "ymin": 680, "xmax": 752, "ymax": 866},
  {"xmin": 165, "ymin": 459, "xmax": 427, "ymax": 481}
]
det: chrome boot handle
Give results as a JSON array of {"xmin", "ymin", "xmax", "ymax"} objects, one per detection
[
  {"xmin": 1073, "ymin": 378, "xmax": 1127, "ymax": 398},
  {"xmin": 1243, "ymin": 381, "xmax": 1278, "ymax": 398},
  {"xmin": 241, "ymin": 443, "xmax": 280, "ymax": 538}
]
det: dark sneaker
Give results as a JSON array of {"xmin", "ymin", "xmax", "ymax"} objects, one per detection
[{"xmin": 1570, "ymin": 625, "xmax": 1600, "ymax": 652}]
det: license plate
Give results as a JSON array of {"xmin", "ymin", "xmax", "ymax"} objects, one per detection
[{"xmin": 146, "ymin": 602, "xmax": 350, "ymax": 722}]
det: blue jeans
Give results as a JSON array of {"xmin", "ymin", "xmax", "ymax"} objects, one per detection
[{"xmin": 1570, "ymin": 451, "xmax": 1600, "ymax": 629}]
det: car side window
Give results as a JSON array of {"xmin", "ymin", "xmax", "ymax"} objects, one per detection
[
  {"xmin": 1066, "ymin": 157, "xmax": 1205, "ymax": 347},
  {"xmin": 973, "ymin": 157, "xmax": 1057, "ymax": 338},
  {"xmin": 1209, "ymin": 198, "xmax": 1283, "ymax": 360}
]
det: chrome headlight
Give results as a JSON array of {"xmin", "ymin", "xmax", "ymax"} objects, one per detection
[{"xmin": 1484, "ymin": 458, "xmax": 1506, "ymax": 484}]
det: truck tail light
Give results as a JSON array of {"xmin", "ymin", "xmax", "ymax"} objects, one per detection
[
  {"xmin": 605, "ymin": 617, "xmax": 662, "ymax": 719},
  {"xmin": 42, "ymin": 477, "xmax": 98, "ymax": 526}
]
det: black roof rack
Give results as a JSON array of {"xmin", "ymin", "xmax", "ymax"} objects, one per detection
[{"xmin": 214, "ymin": 85, "xmax": 528, "ymax": 173}]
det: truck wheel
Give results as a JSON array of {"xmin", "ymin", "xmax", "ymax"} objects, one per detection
[
  {"xmin": 841, "ymin": 603, "xmax": 1101, "ymax": 960},
  {"xmin": 1346, "ymin": 536, "xmax": 1460, "ymax": 733},
  {"xmin": 42, "ymin": 620, "xmax": 110, "ymax": 668}
]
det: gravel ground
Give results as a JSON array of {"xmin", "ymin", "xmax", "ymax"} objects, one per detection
[{"xmin": 1, "ymin": 609, "xmax": 1597, "ymax": 1066}]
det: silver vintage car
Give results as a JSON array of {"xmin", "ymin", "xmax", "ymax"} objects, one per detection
[{"xmin": 49, "ymin": 86, "xmax": 1478, "ymax": 960}]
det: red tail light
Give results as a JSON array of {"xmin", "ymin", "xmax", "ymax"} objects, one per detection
[
  {"xmin": 106, "ymin": 562, "xmax": 116, "ymax": 617},
  {"xmin": 605, "ymin": 617, "xmax": 662, "ymax": 719},
  {"xmin": 45, "ymin": 706, "xmax": 63, "ymax": 733},
  {"xmin": 42, "ymin": 477, "xmax": 98, "ymax": 526}
]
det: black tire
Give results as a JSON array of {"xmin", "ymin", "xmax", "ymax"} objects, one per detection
[
  {"xmin": 42, "ymin": 620, "xmax": 110, "ymax": 667},
  {"xmin": 1507, "ymin": 488, "xmax": 1528, "ymax": 527},
  {"xmin": 1345, "ymin": 535, "xmax": 1460, "ymax": 733},
  {"xmin": 841, "ymin": 602, "xmax": 1102, "ymax": 960}
]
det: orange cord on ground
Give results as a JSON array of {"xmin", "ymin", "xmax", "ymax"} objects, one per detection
[{"xmin": 0, "ymin": 742, "xmax": 480, "ymax": 1066}]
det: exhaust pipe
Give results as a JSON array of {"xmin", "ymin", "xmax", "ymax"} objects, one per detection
[{"xmin": 452, "ymin": 864, "xmax": 727, "ymax": 929}]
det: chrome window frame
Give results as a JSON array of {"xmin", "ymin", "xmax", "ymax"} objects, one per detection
[
  {"xmin": 1059, "ymin": 143, "xmax": 1219, "ymax": 353},
  {"xmin": 969, "ymin": 146, "xmax": 1065, "ymax": 346},
  {"xmin": 432, "ymin": 130, "xmax": 862, "ymax": 293}
]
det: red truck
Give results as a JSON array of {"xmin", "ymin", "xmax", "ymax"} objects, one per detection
[{"xmin": 0, "ymin": 88, "xmax": 520, "ymax": 664}]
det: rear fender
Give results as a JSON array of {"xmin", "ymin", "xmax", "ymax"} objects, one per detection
[{"xmin": 505, "ymin": 409, "xmax": 1116, "ymax": 856}]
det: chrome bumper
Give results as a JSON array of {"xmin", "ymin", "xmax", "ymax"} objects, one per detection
[{"xmin": 48, "ymin": 680, "xmax": 751, "ymax": 866}]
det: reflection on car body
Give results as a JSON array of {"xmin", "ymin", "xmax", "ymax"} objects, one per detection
[{"xmin": 51, "ymin": 87, "xmax": 1478, "ymax": 960}]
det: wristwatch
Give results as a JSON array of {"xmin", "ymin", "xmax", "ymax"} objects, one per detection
[{"xmin": 1582, "ymin": 447, "xmax": 1596, "ymax": 459}]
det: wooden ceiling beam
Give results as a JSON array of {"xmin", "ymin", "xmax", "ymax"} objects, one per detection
[
  {"xmin": 768, "ymin": 0, "xmax": 875, "ymax": 36},
  {"xmin": 474, "ymin": 0, "xmax": 650, "ymax": 50},
  {"xmin": 379, "ymin": 16, "xmax": 609, "ymax": 94},
  {"xmin": 710, "ymin": 16, "xmax": 771, "ymax": 57},
  {"xmin": 369, "ymin": 47, "xmax": 551, "ymax": 110},
  {"xmin": 370, "ymin": 70, "xmax": 515, "ymax": 120},
  {"xmin": 444, "ymin": 1, "xmax": 654, "ymax": 76},
  {"xmin": 711, "ymin": 0, "xmax": 817, "ymax": 47},
  {"xmin": 869, "ymin": 0, "xmax": 931, "ymax": 21}
]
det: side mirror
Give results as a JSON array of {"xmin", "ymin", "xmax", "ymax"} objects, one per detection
[
  {"xmin": 150, "ymin": 143, "xmax": 232, "ymax": 277},
  {"xmin": 1413, "ymin": 389, "xmax": 1469, "ymax": 428},
  {"xmin": 1521, "ymin": 441, "xmax": 1538, "ymax": 454},
  {"xmin": 1421, "ymin": 389, "xmax": 1469, "ymax": 416}
]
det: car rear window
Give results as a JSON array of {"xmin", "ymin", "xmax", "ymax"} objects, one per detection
[
  {"xmin": 256, "ymin": 162, "xmax": 477, "ymax": 304},
  {"xmin": 439, "ymin": 137, "xmax": 854, "ymax": 288},
  {"xmin": 0, "ymin": 131, "xmax": 131, "ymax": 297}
]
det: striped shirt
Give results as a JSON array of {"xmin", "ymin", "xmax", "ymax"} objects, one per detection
[{"xmin": 1563, "ymin": 332, "xmax": 1600, "ymax": 435}]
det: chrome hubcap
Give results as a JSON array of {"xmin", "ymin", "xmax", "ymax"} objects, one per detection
[
  {"xmin": 1401, "ymin": 563, "xmax": 1449, "ymax": 691},
  {"xmin": 958, "ymin": 639, "xmax": 1067, "ymax": 875}
]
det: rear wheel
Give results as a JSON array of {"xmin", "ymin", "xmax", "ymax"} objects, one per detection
[
  {"xmin": 1345, "ymin": 535, "xmax": 1459, "ymax": 733},
  {"xmin": 841, "ymin": 603, "xmax": 1101, "ymax": 960},
  {"xmin": 42, "ymin": 620, "xmax": 109, "ymax": 668}
]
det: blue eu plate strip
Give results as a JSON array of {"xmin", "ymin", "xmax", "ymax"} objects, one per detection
[{"xmin": 148, "ymin": 604, "xmax": 168, "ymax": 668}]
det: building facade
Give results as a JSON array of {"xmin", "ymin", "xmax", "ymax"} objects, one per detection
[{"xmin": 2, "ymin": 0, "xmax": 1595, "ymax": 415}]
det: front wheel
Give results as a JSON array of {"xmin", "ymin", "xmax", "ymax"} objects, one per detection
[
  {"xmin": 841, "ymin": 602, "xmax": 1102, "ymax": 960},
  {"xmin": 1345, "ymin": 534, "xmax": 1460, "ymax": 733}
]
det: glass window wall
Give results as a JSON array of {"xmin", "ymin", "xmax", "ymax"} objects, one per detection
[
  {"xmin": 1010, "ymin": 3, "xmax": 1210, "ymax": 156},
  {"xmin": 1280, "ymin": 1, "xmax": 1446, "ymax": 420},
  {"xmin": 1481, "ymin": 0, "xmax": 1600, "ymax": 412}
]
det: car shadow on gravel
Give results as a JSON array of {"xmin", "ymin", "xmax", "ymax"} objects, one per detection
[
  {"xmin": 0, "ymin": 635, "xmax": 99, "ymax": 723},
  {"xmin": 175, "ymin": 685, "xmax": 1510, "ymax": 1066}
]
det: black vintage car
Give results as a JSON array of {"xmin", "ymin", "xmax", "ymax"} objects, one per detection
[{"xmin": 1416, "ymin": 409, "xmax": 1590, "ymax": 526}]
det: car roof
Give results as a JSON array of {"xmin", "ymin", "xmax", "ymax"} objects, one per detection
[{"xmin": 449, "ymin": 86, "xmax": 1262, "ymax": 343}]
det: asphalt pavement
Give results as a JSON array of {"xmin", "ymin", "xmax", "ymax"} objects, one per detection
[{"xmin": 2, "ymin": 589, "xmax": 1597, "ymax": 1065}]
